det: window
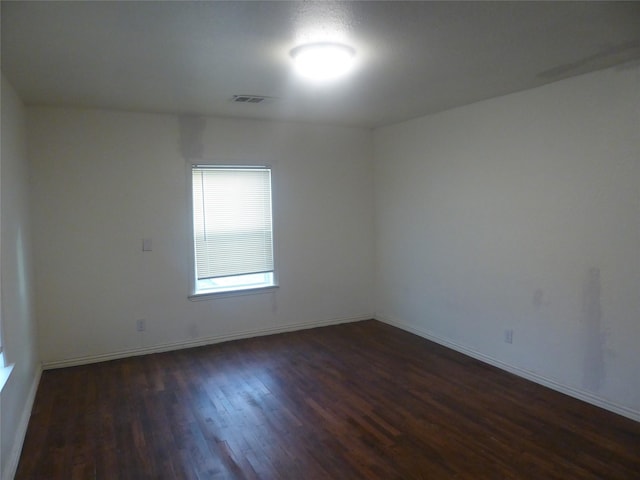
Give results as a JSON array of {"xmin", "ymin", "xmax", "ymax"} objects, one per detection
[{"xmin": 191, "ymin": 165, "xmax": 276, "ymax": 296}]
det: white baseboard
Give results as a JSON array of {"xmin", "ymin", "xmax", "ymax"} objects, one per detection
[
  {"xmin": 42, "ymin": 314, "xmax": 373, "ymax": 370},
  {"xmin": 3, "ymin": 364, "xmax": 42, "ymax": 480},
  {"xmin": 376, "ymin": 314, "xmax": 640, "ymax": 423}
]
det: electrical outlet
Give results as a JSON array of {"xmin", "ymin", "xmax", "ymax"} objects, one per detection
[
  {"xmin": 136, "ymin": 319, "xmax": 146, "ymax": 332},
  {"xmin": 504, "ymin": 329, "xmax": 513, "ymax": 344}
]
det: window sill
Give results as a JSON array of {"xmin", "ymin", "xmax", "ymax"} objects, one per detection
[
  {"xmin": 189, "ymin": 284, "xmax": 279, "ymax": 301},
  {"xmin": 0, "ymin": 363, "xmax": 15, "ymax": 394}
]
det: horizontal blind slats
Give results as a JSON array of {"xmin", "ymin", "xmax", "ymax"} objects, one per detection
[{"xmin": 193, "ymin": 167, "xmax": 273, "ymax": 280}]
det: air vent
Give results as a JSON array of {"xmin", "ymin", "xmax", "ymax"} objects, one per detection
[{"xmin": 231, "ymin": 95, "xmax": 275, "ymax": 104}]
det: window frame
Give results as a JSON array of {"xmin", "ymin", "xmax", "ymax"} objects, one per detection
[
  {"xmin": 187, "ymin": 160, "xmax": 279, "ymax": 300},
  {"xmin": 0, "ymin": 230, "xmax": 14, "ymax": 393}
]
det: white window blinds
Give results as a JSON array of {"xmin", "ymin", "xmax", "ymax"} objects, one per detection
[{"xmin": 192, "ymin": 166, "xmax": 273, "ymax": 281}]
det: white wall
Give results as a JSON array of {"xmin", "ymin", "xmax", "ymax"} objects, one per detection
[
  {"xmin": 23, "ymin": 61, "xmax": 640, "ymax": 428},
  {"xmin": 0, "ymin": 75, "xmax": 40, "ymax": 478},
  {"xmin": 374, "ymin": 63, "xmax": 640, "ymax": 418},
  {"xmin": 28, "ymin": 108, "xmax": 374, "ymax": 365}
]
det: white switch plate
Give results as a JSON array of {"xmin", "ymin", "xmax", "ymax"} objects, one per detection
[{"xmin": 142, "ymin": 238, "xmax": 152, "ymax": 251}]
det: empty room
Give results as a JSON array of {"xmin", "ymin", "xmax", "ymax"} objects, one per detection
[{"xmin": 1, "ymin": 1, "xmax": 639, "ymax": 479}]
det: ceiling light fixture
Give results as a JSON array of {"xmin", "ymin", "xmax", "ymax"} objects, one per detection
[{"xmin": 290, "ymin": 42, "xmax": 356, "ymax": 82}]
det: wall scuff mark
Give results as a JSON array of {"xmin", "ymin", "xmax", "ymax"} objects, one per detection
[
  {"xmin": 178, "ymin": 115, "xmax": 206, "ymax": 160},
  {"xmin": 537, "ymin": 40, "xmax": 640, "ymax": 80},
  {"xmin": 532, "ymin": 289, "xmax": 544, "ymax": 311},
  {"xmin": 581, "ymin": 267, "xmax": 605, "ymax": 392}
]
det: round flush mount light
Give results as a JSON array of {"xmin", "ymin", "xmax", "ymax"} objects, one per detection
[{"xmin": 290, "ymin": 42, "xmax": 356, "ymax": 82}]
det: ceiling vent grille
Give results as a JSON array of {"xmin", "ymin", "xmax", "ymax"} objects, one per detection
[{"xmin": 232, "ymin": 95, "xmax": 274, "ymax": 104}]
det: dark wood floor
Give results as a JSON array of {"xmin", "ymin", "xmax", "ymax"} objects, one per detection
[{"xmin": 17, "ymin": 320, "xmax": 640, "ymax": 479}]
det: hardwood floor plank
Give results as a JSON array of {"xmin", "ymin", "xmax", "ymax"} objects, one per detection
[{"xmin": 16, "ymin": 320, "xmax": 640, "ymax": 479}]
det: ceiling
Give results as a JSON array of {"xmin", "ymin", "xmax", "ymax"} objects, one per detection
[{"xmin": 2, "ymin": 1, "xmax": 640, "ymax": 128}]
